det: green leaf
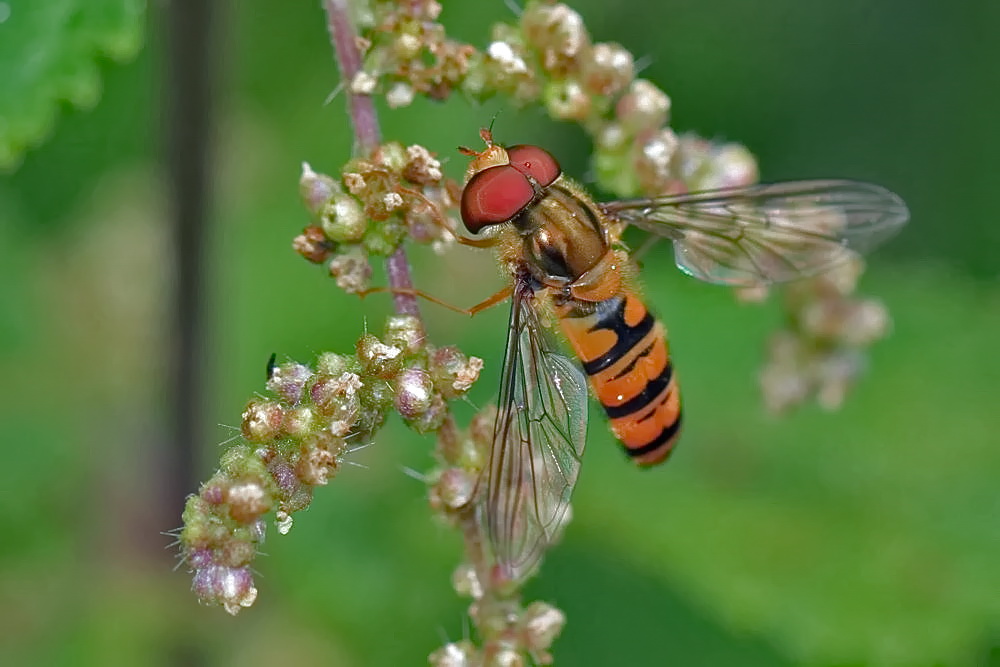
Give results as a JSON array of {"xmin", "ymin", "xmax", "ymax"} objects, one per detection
[{"xmin": 0, "ymin": 0, "xmax": 145, "ymax": 170}]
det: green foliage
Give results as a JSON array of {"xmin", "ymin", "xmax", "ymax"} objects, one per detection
[
  {"xmin": 2, "ymin": 0, "xmax": 999, "ymax": 665},
  {"xmin": 0, "ymin": 0, "xmax": 144, "ymax": 169}
]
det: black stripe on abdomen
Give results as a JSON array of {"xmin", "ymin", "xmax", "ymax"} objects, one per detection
[
  {"xmin": 580, "ymin": 295, "xmax": 654, "ymax": 376},
  {"xmin": 602, "ymin": 362, "xmax": 673, "ymax": 419},
  {"xmin": 625, "ymin": 411, "xmax": 683, "ymax": 459}
]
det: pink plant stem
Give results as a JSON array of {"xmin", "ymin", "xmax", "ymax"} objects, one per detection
[
  {"xmin": 323, "ymin": 0, "xmax": 493, "ymax": 594},
  {"xmin": 324, "ymin": 0, "xmax": 421, "ymax": 319}
]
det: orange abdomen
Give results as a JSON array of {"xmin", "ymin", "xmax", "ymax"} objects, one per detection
[{"xmin": 557, "ymin": 291, "xmax": 681, "ymax": 465}]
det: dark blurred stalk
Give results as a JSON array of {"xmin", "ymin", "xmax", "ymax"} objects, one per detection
[{"xmin": 165, "ymin": 0, "xmax": 216, "ymax": 517}]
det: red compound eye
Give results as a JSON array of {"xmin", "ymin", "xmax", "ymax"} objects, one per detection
[
  {"xmin": 506, "ymin": 144, "xmax": 561, "ymax": 187},
  {"xmin": 460, "ymin": 165, "xmax": 534, "ymax": 233}
]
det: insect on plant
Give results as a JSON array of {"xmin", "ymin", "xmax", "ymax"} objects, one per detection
[{"xmin": 453, "ymin": 128, "xmax": 909, "ymax": 584}]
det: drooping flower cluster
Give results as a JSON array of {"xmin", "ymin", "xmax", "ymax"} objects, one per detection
[
  {"xmin": 430, "ymin": 598, "xmax": 567, "ymax": 667},
  {"xmin": 354, "ymin": 1, "xmax": 759, "ymax": 199},
  {"xmin": 346, "ymin": 0, "xmax": 896, "ymax": 416},
  {"xmin": 756, "ymin": 258, "xmax": 891, "ymax": 413},
  {"xmin": 178, "ymin": 314, "xmax": 483, "ymax": 614}
]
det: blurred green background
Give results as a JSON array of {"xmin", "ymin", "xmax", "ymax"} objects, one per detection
[{"xmin": 2, "ymin": 1, "xmax": 998, "ymax": 665}]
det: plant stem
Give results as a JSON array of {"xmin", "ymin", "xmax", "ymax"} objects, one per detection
[
  {"xmin": 323, "ymin": 0, "xmax": 422, "ymax": 319},
  {"xmin": 322, "ymin": 0, "xmax": 494, "ymax": 597}
]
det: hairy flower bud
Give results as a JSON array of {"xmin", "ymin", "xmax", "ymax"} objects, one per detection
[
  {"xmin": 241, "ymin": 399, "xmax": 284, "ymax": 443},
  {"xmin": 225, "ymin": 482, "xmax": 271, "ymax": 523},
  {"xmin": 356, "ymin": 334, "xmax": 404, "ymax": 378},
  {"xmin": 266, "ymin": 362, "xmax": 313, "ymax": 404},
  {"xmin": 384, "ymin": 315, "xmax": 426, "ymax": 355},
  {"xmin": 282, "ymin": 406, "xmax": 315, "ymax": 438}
]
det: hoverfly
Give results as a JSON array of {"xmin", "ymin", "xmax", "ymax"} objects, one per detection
[{"xmin": 457, "ymin": 129, "xmax": 908, "ymax": 583}]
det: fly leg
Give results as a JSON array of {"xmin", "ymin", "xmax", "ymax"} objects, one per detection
[{"xmin": 354, "ymin": 284, "xmax": 513, "ymax": 317}]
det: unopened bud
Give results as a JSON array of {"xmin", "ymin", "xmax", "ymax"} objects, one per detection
[
  {"xmin": 241, "ymin": 399, "xmax": 284, "ymax": 442},
  {"xmin": 299, "ymin": 162, "xmax": 340, "ymax": 215},
  {"xmin": 582, "ymin": 42, "xmax": 634, "ymax": 96},
  {"xmin": 617, "ymin": 79, "xmax": 671, "ymax": 134},
  {"xmin": 321, "ymin": 194, "xmax": 367, "ymax": 243}
]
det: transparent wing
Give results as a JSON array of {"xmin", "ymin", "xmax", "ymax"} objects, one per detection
[
  {"xmin": 478, "ymin": 276, "xmax": 589, "ymax": 583},
  {"xmin": 601, "ymin": 180, "xmax": 909, "ymax": 286}
]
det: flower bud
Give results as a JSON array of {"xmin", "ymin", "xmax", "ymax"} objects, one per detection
[
  {"xmin": 310, "ymin": 372, "xmax": 363, "ymax": 429},
  {"xmin": 582, "ymin": 42, "xmax": 634, "ymax": 96},
  {"xmin": 633, "ymin": 129, "xmax": 679, "ymax": 193},
  {"xmin": 293, "ymin": 225, "xmax": 333, "ymax": 263},
  {"xmin": 275, "ymin": 510, "xmax": 294, "ymax": 535},
  {"xmin": 321, "ymin": 194, "xmax": 367, "ymax": 243},
  {"xmin": 299, "ymin": 162, "xmax": 340, "ymax": 215},
  {"xmin": 402, "ymin": 144, "xmax": 444, "ymax": 185},
  {"xmin": 520, "ymin": 601, "xmax": 566, "ymax": 655},
  {"xmin": 432, "ymin": 466, "xmax": 477, "ymax": 511},
  {"xmin": 192, "ymin": 564, "xmax": 258, "ymax": 616},
  {"xmin": 451, "ymin": 562, "xmax": 484, "ymax": 599},
  {"xmin": 225, "ymin": 482, "xmax": 271, "ymax": 523},
  {"xmin": 282, "ymin": 406, "xmax": 315, "ymax": 438},
  {"xmin": 315, "ymin": 352, "xmax": 360, "ymax": 377},
  {"xmin": 544, "ymin": 78, "xmax": 591, "ymax": 121},
  {"xmin": 617, "ymin": 79, "xmax": 671, "ymax": 134},
  {"xmin": 521, "ymin": 3, "xmax": 589, "ymax": 73},
  {"xmin": 395, "ymin": 368, "xmax": 435, "ymax": 419},
  {"xmin": 384, "ymin": 315, "xmax": 426, "ymax": 355},
  {"xmin": 373, "ymin": 141, "xmax": 408, "ymax": 173},
  {"xmin": 266, "ymin": 362, "xmax": 313, "ymax": 404},
  {"xmin": 356, "ymin": 334, "xmax": 404, "ymax": 378},
  {"xmin": 296, "ymin": 431, "xmax": 343, "ymax": 486},
  {"xmin": 431, "ymin": 346, "xmax": 483, "ymax": 398},
  {"xmin": 386, "ymin": 82, "xmax": 415, "ymax": 108},
  {"xmin": 329, "ymin": 248, "xmax": 373, "ymax": 294},
  {"xmin": 241, "ymin": 399, "xmax": 284, "ymax": 442},
  {"xmin": 429, "ymin": 641, "xmax": 477, "ymax": 667}
]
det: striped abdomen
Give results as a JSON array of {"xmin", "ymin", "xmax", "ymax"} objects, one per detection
[{"xmin": 557, "ymin": 291, "xmax": 681, "ymax": 465}]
